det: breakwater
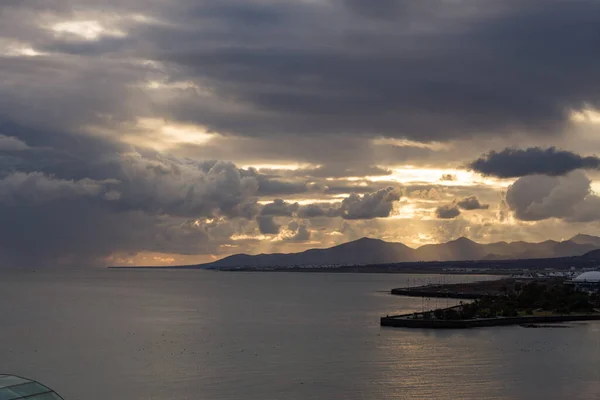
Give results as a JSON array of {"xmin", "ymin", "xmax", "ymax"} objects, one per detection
[
  {"xmin": 390, "ymin": 278, "xmax": 514, "ymax": 299},
  {"xmin": 390, "ymin": 288, "xmax": 487, "ymax": 299},
  {"xmin": 380, "ymin": 313, "xmax": 600, "ymax": 329}
]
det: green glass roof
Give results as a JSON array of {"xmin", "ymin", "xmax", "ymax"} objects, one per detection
[{"xmin": 0, "ymin": 375, "xmax": 64, "ymax": 400}]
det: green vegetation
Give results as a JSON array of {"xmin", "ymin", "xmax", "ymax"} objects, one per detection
[{"xmin": 421, "ymin": 280, "xmax": 599, "ymax": 321}]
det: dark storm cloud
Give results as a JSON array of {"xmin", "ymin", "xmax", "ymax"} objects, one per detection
[
  {"xmin": 0, "ymin": 55, "xmax": 150, "ymax": 133},
  {"xmin": 3, "ymin": 0, "xmax": 600, "ymax": 145},
  {"xmin": 152, "ymin": 0, "xmax": 600, "ymax": 140},
  {"xmin": 0, "ymin": 164, "xmax": 256, "ymax": 266},
  {"xmin": 111, "ymin": 158, "xmax": 261, "ymax": 219},
  {"xmin": 258, "ymin": 188, "xmax": 403, "ymax": 220},
  {"xmin": 0, "ymin": 129, "xmax": 405, "ymax": 266},
  {"xmin": 456, "ymin": 196, "xmax": 489, "ymax": 210},
  {"xmin": 297, "ymin": 203, "xmax": 343, "ymax": 219},
  {"xmin": 0, "ymin": 172, "xmax": 113, "ymax": 206},
  {"xmin": 469, "ymin": 147, "xmax": 600, "ymax": 178},
  {"xmin": 283, "ymin": 221, "xmax": 310, "ymax": 242},
  {"xmin": 435, "ymin": 205, "xmax": 461, "ymax": 219},
  {"xmin": 260, "ymin": 199, "xmax": 299, "ymax": 217},
  {"xmin": 0, "ymin": 143, "xmax": 323, "ymax": 266},
  {"xmin": 0, "ymin": 135, "xmax": 29, "ymax": 151},
  {"xmin": 254, "ymin": 174, "xmax": 310, "ymax": 196},
  {"xmin": 0, "ymin": 192, "xmax": 247, "ymax": 267},
  {"xmin": 256, "ymin": 215, "xmax": 280, "ymax": 234},
  {"xmin": 343, "ymin": 0, "xmax": 403, "ymax": 19}
]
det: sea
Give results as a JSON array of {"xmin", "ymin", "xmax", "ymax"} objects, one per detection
[{"xmin": 1, "ymin": 269, "xmax": 599, "ymax": 400}]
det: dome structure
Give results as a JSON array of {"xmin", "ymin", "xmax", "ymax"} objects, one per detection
[
  {"xmin": 0, "ymin": 375, "xmax": 64, "ymax": 399},
  {"xmin": 573, "ymin": 271, "xmax": 600, "ymax": 283}
]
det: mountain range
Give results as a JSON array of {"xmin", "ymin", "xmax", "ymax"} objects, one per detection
[{"xmin": 198, "ymin": 234, "xmax": 600, "ymax": 268}]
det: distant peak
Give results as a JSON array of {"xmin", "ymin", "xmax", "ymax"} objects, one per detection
[
  {"xmin": 568, "ymin": 233, "xmax": 600, "ymax": 245},
  {"xmin": 354, "ymin": 237, "xmax": 383, "ymax": 243},
  {"xmin": 572, "ymin": 233, "xmax": 597, "ymax": 240},
  {"xmin": 452, "ymin": 237, "xmax": 475, "ymax": 244}
]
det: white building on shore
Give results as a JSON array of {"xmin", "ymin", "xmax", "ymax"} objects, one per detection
[{"xmin": 569, "ymin": 271, "xmax": 600, "ymax": 293}]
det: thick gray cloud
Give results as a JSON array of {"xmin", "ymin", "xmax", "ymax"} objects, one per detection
[
  {"xmin": 258, "ymin": 188, "xmax": 403, "ymax": 221},
  {"xmin": 435, "ymin": 205, "xmax": 461, "ymax": 219},
  {"xmin": 253, "ymin": 173, "xmax": 310, "ymax": 196},
  {"xmin": 152, "ymin": 0, "xmax": 600, "ymax": 140},
  {"xmin": 111, "ymin": 158, "xmax": 260, "ymax": 218},
  {"xmin": 0, "ymin": 171, "xmax": 251, "ymax": 267},
  {"xmin": 283, "ymin": 221, "xmax": 310, "ymax": 242},
  {"xmin": 469, "ymin": 147, "xmax": 600, "ymax": 178},
  {"xmin": 0, "ymin": 135, "xmax": 29, "ymax": 151},
  {"xmin": 506, "ymin": 171, "xmax": 600, "ymax": 222},
  {"xmin": 344, "ymin": 0, "xmax": 405, "ymax": 19},
  {"xmin": 260, "ymin": 199, "xmax": 299, "ymax": 216},
  {"xmin": 340, "ymin": 187, "xmax": 401, "ymax": 220},
  {"xmin": 255, "ymin": 216, "xmax": 310, "ymax": 239},
  {"xmin": 256, "ymin": 215, "xmax": 280, "ymax": 234},
  {"xmin": 0, "ymin": 172, "xmax": 112, "ymax": 205},
  {"xmin": 4, "ymin": 0, "xmax": 599, "ymax": 144},
  {"xmin": 296, "ymin": 203, "xmax": 342, "ymax": 219},
  {"xmin": 457, "ymin": 196, "xmax": 489, "ymax": 210},
  {"xmin": 0, "ymin": 167, "xmax": 236, "ymax": 265},
  {"xmin": 0, "ymin": 139, "xmax": 408, "ymax": 265},
  {"xmin": 0, "ymin": 146, "xmax": 334, "ymax": 265}
]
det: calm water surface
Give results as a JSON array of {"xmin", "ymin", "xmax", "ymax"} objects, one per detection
[{"xmin": 1, "ymin": 270, "xmax": 599, "ymax": 400}]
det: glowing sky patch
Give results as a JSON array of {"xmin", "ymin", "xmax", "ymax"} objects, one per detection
[
  {"xmin": 129, "ymin": 118, "xmax": 217, "ymax": 150},
  {"xmin": 391, "ymin": 200, "xmax": 437, "ymax": 220},
  {"xmin": 146, "ymin": 80, "xmax": 200, "ymax": 90},
  {"xmin": 230, "ymin": 234, "xmax": 269, "ymax": 241},
  {"xmin": 372, "ymin": 137, "xmax": 452, "ymax": 151},
  {"xmin": 370, "ymin": 166, "xmax": 513, "ymax": 188},
  {"xmin": 244, "ymin": 163, "xmax": 318, "ymax": 171},
  {"xmin": 257, "ymin": 198, "xmax": 339, "ymax": 205},
  {"xmin": 105, "ymin": 251, "xmax": 215, "ymax": 266},
  {"xmin": 0, "ymin": 40, "xmax": 44, "ymax": 57},
  {"xmin": 571, "ymin": 108, "xmax": 600, "ymax": 124},
  {"xmin": 51, "ymin": 20, "xmax": 126, "ymax": 40},
  {"xmin": 590, "ymin": 181, "xmax": 600, "ymax": 194}
]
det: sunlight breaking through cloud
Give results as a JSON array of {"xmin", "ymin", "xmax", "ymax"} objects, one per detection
[
  {"xmin": 51, "ymin": 20, "xmax": 126, "ymax": 40},
  {"xmin": 2, "ymin": 0, "xmax": 600, "ymax": 266}
]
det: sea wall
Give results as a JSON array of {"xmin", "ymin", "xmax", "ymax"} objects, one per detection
[
  {"xmin": 390, "ymin": 288, "xmax": 486, "ymax": 299},
  {"xmin": 380, "ymin": 314, "xmax": 600, "ymax": 329}
]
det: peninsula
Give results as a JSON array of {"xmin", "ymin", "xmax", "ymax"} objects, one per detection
[{"xmin": 381, "ymin": 275, "xmax": 600, "ymax": 329}]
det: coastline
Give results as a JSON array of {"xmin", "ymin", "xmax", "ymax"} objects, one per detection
[
  {"xmin": 108, "ymin": 254, "xmax": 600, "ymax": 274},
  {"xmin": 381, "ymin": 313, "xmax": 600, "ymax": 329},
  {"xmin": 382, "ymin": 277, "xmax": 600, "ymax": 329}
]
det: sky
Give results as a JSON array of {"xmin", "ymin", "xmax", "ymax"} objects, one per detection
[{"xmin": 1, "ymin": 0, "xmax": 600, "ymax": 267}]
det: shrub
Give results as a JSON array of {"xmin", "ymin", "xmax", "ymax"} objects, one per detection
[
  {"xmin": 444, "ymin": 308, "xmax": 461, "ymax": 320},
  {"xmin": 501, "ymin": 308, "xmax": 518, "ymax": 317}
]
